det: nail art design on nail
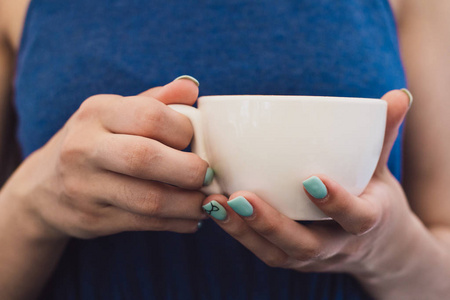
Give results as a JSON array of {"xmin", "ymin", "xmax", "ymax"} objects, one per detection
[
  {"xmin": 174, "ymin": 75, "xmax": 200, "ymax": 86},
  {"xmin": 227, "ymin": 196, "xmax": 254, "ymax": 217},
  {"xmin": 204, "ymin": 202, "xmax": 219, "ymax": 214},
  {"xmin": 203, "ymin": 167, "xmax": 214, "ymax": 186},
  {"xmin": 202, "ymin": 200, "xmax": 227, "ymax": 220},
  {"xmin": 303, "ymin": 176, "xmax": 328, "ymax": 199}
]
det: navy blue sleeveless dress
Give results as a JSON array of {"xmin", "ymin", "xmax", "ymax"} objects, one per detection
[{"xmin": 15, "ymin": 1, "xmax": 406, "ymax": 299}]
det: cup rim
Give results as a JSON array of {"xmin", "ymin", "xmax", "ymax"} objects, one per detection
[{"xmin": 198, "ymin": 95, "xmax": 385, "ymax": 105}]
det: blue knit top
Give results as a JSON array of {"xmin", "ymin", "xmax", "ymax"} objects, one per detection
[{"xmin": 15, "ymin": 1, "xmax": 405, "ymax": 299}]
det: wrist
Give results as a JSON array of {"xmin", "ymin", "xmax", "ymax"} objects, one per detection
[
  {"xmin": 0, "ymin": 165, "xmax": 69, "ymax": 299},
  {"xmin": 353, "ymin": 214, "xmax": 450, "ymax": 299},
  {"xmin": 0, "ymin": 160, "xmax": 69, "ymax": 243}
]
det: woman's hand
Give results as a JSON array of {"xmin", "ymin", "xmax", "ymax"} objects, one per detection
[
  {"xmin": 202, "ymin": 90, "xmax": 438, "ymax": 297},
  {"xmin": 2, "ymin": 76, "xmax": 209, "ymax": 240}
]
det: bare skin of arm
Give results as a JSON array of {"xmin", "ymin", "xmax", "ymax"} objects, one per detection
[
  {"xmin": 202, "ymin": 1, "xmax": 450, "ymax": 299},
  {"xmin": 399, "ymin": 1, "xmax": 450, "ymax": 243},
  {"xmin": 361, "ymin": 0, "xmax": 450, "ymax": 297},
  {"xmin": 0, "ymin": 1, "xmax": 208, "ymax": 299},
  {"xmin": 0, "ymin": 1, "xmax": 67, "ymax": 299},
  {"xmin": 0, "ymin": 0, "xmax": 23, "ymax": 185}
]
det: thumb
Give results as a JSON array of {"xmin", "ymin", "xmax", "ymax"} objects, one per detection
[
  {"xmin": 375, "ymin": 89, "xmax": 412, "ymax": 173},
  {"xmin": 138, "ymin": 75, "xmax": 200, "ymax": 105}
]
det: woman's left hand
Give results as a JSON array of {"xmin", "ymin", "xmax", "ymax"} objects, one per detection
[{"xmin": 202, "ymin": 89, "xmax": 421, "ymax": 277}]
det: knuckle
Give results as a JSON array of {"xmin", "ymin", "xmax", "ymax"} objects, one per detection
[
  {"xmin": 58, "ymin": 128, "xmax": 96, "ymax": 169},
  {"xmin": 184, "ymin": 153, "xmax": 208, "ymax": 188},
  {"xmin": 60, "ymin": 175, "xmax": 84, "ymax": 200},
  {"xmin": 353, "ymin": 212, "xmax": 379, "ymax": 236},
  {"xmin": 257, "ymin": 220, "xmax": 280, "ymax": 237},
  {"xmin": 179, "ymin": 132, "xmax": 194, "ymax": 150},
  {"xmin": 154, "ymin": 219, "xmax": 199, "ymax": 234},
  {"xmin": 126, "ymin": 213, "xmax": 153, "ymax": 231},
  {"xmin": 72, "ymin": 210, "xmax": 103, "ymax": 239},
  {"xmin": 147, "ymin": 217, "xmax": 166, "ymax": 231},
  {"xmin": 147, "ymin": 218, "xmax": 198, "ymax": 233},
  {"xmin": 177, "ymin": 221, "xmax": 200, "ymax": 234},
  {"xmin": 119, "ymin": 184, "xmax": 166, "ymax": 217},
  {"xmin": 138, "ymin": 191, "xmax": 163, "ymax": 217},
  {"xmin": 293, "ymin": 244, "xmax": 322, "ymax": 261},
  {"xmin": 124, "ymin": 214, "xmax": 142, "ymax": 231},
  {"xmin": 59, "ymin": 137, "xmax": 83, "ymax": 166},
  {"xmin": 229, "ymin": 224, "xmax": 252, "ymax": 240},
  {"xmin": 336, "ymin": 200, "xmax": 353, "ymax": 216},
  {"xmin": 58, "ymin": 147, "xmax": 92, "ymax": 200},
  {"xmin": 125, "ymin": 142, "xmax": 161, "ymax": 176},
  {"xmin": 76, "ymin": 95, "xmax": 103, "ymax": 119},
  {"xmin": 135, "ymin": 103, "xmax": 165, "ymax": 136},
  {"xmin": 76, "ymin": 94, "xmax": 121, "ymax": 121},
  {"xmin": 264, "ymin": 253, "xmax": 289, "ymax": 268},
  {"xmin": 176, "ymin": 117, "xmax": 194, "ymax": 149}
]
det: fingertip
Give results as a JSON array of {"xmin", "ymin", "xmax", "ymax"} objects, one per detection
[
  {"xmin": 400, "ymin": 88, "xmax": 413, "ymax": 107},
  {"xmin": 203, "ymin": 194, "xmax": 228, "ymax": 206},
  {"xmin": 138, "ymin": 86, "xmax": 163, "ymax": 97},
  {"xmin": 302, "ymin": 176, "xmax": 328, "ymax": 200},
  {"xmin": 153, "ymin": 76, "xmax": 199, "ymax": 105},
  {"xmin": 203, "ymin": 167, "xmax": 215, "ymax": 186},
  {"xmin": 381, "ymin": 89, "xmax": 410, "ymax": 118},
  {"xmin": 228, "ymin": 191, "xmax": 259, "ymax": 202},
  {"xmin": 137, "ymin": 75, "xmax": 200, "ymax": 101},
  {"xmin": 202, "ymin": 200, "xmax": 228, "ymax": 221},
  {"xmin": 302, "ymin": 175, "xmax": 379, "ymax": 235},
  {"xmin": 174, "ymin": 75, "xmax": 200, "ymax": 87},
  {"xmin": 302, "ymin": 175, "xmax": 350, "ymax": 210},
  {"xmin": 376, "ymin": 89, "xmax": 410, "ymax": 169},
  {"xmin": 202, "ymin": 195, "xmax": 229, "ymax": 221},
  {"xmin": 227, "ymin": 195, "xmax": 254, "ymax": 217}
]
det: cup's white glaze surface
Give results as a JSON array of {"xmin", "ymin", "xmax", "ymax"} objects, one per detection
[{"xmin": 171, "ymin": 95, "xmax": 387, "ymax": 220}]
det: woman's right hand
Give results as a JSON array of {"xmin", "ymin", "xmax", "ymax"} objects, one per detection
[{"xmin": 2, "ymin": 77, "xmax": 209, "ymax": 240}]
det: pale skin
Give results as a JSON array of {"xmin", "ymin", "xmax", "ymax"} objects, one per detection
[{"xmin": 0, "ymin": 1, "xmax": 449, "ymax": 300}]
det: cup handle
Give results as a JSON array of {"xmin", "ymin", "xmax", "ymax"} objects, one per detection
[{"xmin": 168, "ymin": 104, "xmax": 223, "ymax": 195}]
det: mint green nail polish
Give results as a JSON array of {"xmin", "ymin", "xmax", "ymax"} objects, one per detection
[
  {"xmin": 303, "ymin": 176, "xmax": 328, "ymax": 199},
  {"xmin": 203, "ymin": 168, "xmax": 214, "ymax": 186},
  {"xmin": 202, "ymin": 200, "xmax": 227, "ymax": 220},
  {"xmin": 401, "ymin": 88, "xmax": 413, "ymax": 107},
  {"xmin": 174, "ymin": 75, "xmax": 200, "ymax": 86},
  {"xmin": 228, "ymin": 196, "xmax": 253, "ymax": 217}
]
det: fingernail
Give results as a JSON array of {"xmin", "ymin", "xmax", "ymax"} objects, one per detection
[
  {"xmin": 203, "ymin": 167, "xmax": 214, "ymax": 186},
  {"xmin": 227, "ymin": 196, "xmax": 254, "ymax": 217},
  {"xmin": 303, "ymin": 176, "xmax": 328, "ymax": 199},
  {"xmin": 197, "ymin": 221, "xmax": 204, "ymax": 229},
  {"xmin": 400, "ymin": 88, "xmax": 413, "ymax": 107},
  {"xmin": 202, "ymin": 200, "xmax": 227, "ymax": 220},
  {"xmin": 174, "ymin": 75, "xmax": 200, "ymax": 87}
]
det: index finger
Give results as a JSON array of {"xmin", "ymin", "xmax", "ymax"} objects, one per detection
[
  {"xmin": 94, "ymin": 133, "xmax": 209, "ymax": 189},
  {"xmin": 138, "ymin": 75, "xmax": 199, "ymax": 105},
  {"xmin": 376, "ymin": 89, "xmax": 411, "ymax": 171},
  {"xmin": 86, "ymin": 95, "xmax": 194, "ymax": 150}
]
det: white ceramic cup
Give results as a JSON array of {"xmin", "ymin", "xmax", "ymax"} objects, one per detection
[{"xmin": 169, "ymin": 95, "xmax": 387, "ymax": 220}]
